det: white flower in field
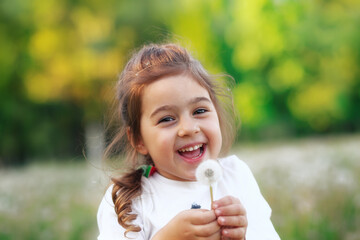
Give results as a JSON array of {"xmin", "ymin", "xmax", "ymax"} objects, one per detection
[{"xmin": 196, "ymin": 159, "xmax": 222, "ymax": 186}]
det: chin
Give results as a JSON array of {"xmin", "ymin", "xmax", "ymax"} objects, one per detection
[{"xmin": 185, "ymin": 173, "xmax": 197, "ymax": 181}]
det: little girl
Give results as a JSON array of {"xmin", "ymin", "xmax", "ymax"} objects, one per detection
[{"xmin": 97, "ymin": 43, "xmax": 280, "ymax": 240}]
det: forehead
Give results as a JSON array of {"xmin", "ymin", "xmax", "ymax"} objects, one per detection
[{"xmin": 141, "ymin": 74, "xmax": 211, "ymax": 111}]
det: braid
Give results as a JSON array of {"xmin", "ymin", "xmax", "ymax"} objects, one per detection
[{"xmin": 111, "ymin": 168, "xmax": 143, "ymax": 236}]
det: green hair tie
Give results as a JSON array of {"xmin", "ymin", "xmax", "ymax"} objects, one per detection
[{"xmin": 139, "ymin": 165, "xmax": 156, "ymax": 178}]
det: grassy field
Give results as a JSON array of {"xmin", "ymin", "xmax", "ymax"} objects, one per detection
[{"xmin": 0, "ymin": 134, "xmax": 359, "ymax": 239}]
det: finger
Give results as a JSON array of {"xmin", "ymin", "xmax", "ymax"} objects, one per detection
[
  {"xmin": 222, "ymin": 226, "xmax": 246, "ymax": 239},
  {"xmin": 207, "ymin": 229, "xmax": 222, "ymax": 240},
  {"xmin": 194, "ymin": 219, "xmax": 221, "ymax": 237},
  {"xmin": 213, "ymin": 195, "xmax": 240, "ymax": 209},
  {"xmin": 217, "ymin": 215, "xmax": 248, "ymax": 227},
  {"xmin": 214, "ymin": 203, "xmax": 246, "ymax": 217},
  {"xmin": 189, "ymin": 209, "xmax": 217, "ymax": 225},
  {"xmin": 200, "ymin": 229, "xmax": 221, "ymax": 240}
]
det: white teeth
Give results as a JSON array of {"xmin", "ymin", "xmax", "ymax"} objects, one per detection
[{"xmin": 179, "ymin": 144, "xmax": 203, "ymax": 152}]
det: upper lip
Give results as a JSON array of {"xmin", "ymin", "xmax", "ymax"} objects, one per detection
[{"xmin": 177, "ymin": 143, "xmax": 204, "ymax": 152}]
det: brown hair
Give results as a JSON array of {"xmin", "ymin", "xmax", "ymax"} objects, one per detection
[{"xmin": 104, "ymin": 43, "xmax": 236, "ymax": 236}]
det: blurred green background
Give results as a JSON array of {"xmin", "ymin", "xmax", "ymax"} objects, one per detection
[{"xmin": 0, "ymin": 0, "xmax": 359, "ymax": 239}]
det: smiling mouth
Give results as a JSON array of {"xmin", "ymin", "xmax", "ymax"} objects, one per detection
[{"xmin": 178, "ymin": 144, "xmax": 204, "ymax": 159}]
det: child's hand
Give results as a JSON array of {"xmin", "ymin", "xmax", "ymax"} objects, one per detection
[
  {"xmin": 152, "ymin": 209, "xmax": 221, "ymax": 240},
  {"xmin": 212, "ymin": 196, "xmax": 247, "ymax": 240}
]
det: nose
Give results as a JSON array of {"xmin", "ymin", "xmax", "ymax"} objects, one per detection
[{"xmin": 177, "ymin": 116, "xmax": 200, "ymax": 137}]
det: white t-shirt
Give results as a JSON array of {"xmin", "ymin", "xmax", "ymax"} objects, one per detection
[{"xmin": 97, "ymin": 155, "xmax": 281, "ymax": 240}]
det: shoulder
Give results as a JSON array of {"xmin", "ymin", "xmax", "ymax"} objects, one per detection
[
  {"xmin": 219, "ymin": 155, "xmax": 253, "ymax": 176},
  {"xmin": 97, "ymin": 185, "xmax": 118, "ymax": 232},
  {"xmin": 218, "ymin": 155, "xmax": 261, "ymax": 196},
  {"xmin": 97, "ymin": 185, "xmax": 118, "ymax": 239},
  {"xmin": 97, "ymin": 184, "xmax": 115, "ymax": 214},
  {"xmin": 97, "ymin": 184, "xmax": 145, "ymax": 215},
  {"xmin": 218, "ymin": 156, "xmax": 280, "ymax": 239},
  {"xmin": 97, "ymin": 184, "xmax": 145, "ymax": 240}
]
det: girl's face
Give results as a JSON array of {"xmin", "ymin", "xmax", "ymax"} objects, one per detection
[{"xmin": 136, "ymin": 74, "xmax": 222, "ymax": 181}]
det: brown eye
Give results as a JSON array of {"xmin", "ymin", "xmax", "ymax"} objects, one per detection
[
  {"xmin": 194, "ymin": 108, "xmax": 207, "ymax": 115},
  {"xmin": 158, "ymin": 116, "xmax": 175, "ymax": 124}
]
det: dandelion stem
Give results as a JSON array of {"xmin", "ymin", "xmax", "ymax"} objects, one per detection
[{"xmin": 210, "ymin": 185, "xmax": 213, "ymax": 206}]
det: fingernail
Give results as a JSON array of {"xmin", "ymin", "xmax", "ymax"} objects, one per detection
[{"xmin": 215, "ymin": 209, "xmax": 221, "ymax": 215}]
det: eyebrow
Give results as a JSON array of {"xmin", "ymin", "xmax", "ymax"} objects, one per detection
[
  {"xmin": 150, "ymin": 97, "xmax": 211, "ymax": 118},
  {"xmin": 189, "ymin": 96, "xmax": 211, "ymax": 105}
]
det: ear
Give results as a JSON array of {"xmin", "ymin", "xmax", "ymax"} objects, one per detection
[
  {"xmin": 126, "ymin": 127, "xmax": 149, "ymax": 155},
  {"xmin": 135, "ymin": 138, "xmax": 149, "ymax": 155}
]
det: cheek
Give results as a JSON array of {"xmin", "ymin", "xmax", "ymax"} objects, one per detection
[
  {"xmin": 213, "ymin": 128, "xmax": 223, "ymax": 151},
  {"xmin": 155, "ymin": 137, "xmax": 171, "ymax": 150},
  {"xmin": 208, "ymin": 117, "xmax": 223, "ymax": 152},
  {"xmin": 208, "ymin": 115, "xmax": 222, "ymax": 136},
  {"xmin": 143, "ymin": 129, "xmax": 174, "ymax": 153}
]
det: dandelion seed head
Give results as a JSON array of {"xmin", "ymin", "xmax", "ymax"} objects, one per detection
[
  {"xmin": 205, "ymin": 169, "xmax": 214, "ymax": 178},
  {"xmin": 196, "ymin": 159, "xmax": 222, "ymax": 186}
]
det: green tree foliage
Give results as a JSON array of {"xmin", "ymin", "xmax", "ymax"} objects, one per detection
[
  {"xmin": 160, "ymin": 0, "xmax": 360, "ymax": 138},
  {"xmin": 0, "ymin": 0, "xmax": 359, "ymax": 163}
]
